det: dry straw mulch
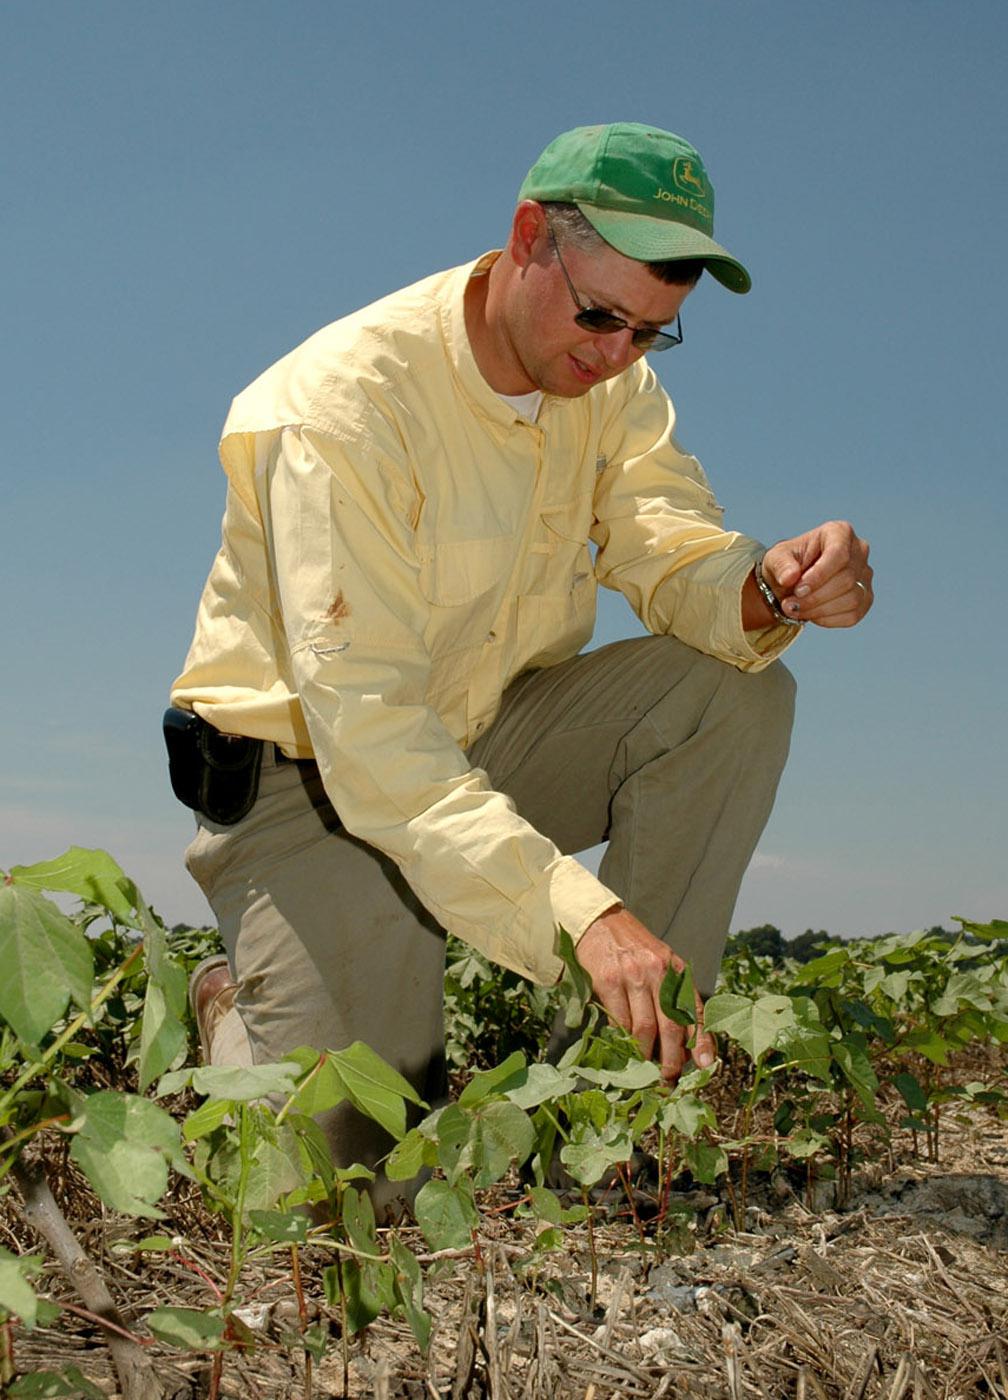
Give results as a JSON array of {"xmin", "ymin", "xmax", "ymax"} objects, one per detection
[
  {"xmin": 5, "ymin": 1106, "xmax": 1008, "ymax": 1400},
  {"xmin": 3, "ymin": 1041, "xmax": 1007, "ymax": 1400}
]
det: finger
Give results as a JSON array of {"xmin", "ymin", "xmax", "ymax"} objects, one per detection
[
  {"xmin": 595, "ymin": 984, "xmax": 634, "ymax": 1043},
  {"xmin": 626, "ymin": 988, "xmax": 659, "ymax": 1061},
  {"xmin": 792, "ymin": 526, "xmax": 867, "ymax": 595},
  {"xmin": 691, "ymin": 1024, "xmax": 717, "ymax": 1069},
  {"xmin": 656, "ymin": 1010, "xmax": 688, "ymax": 1084},
  {"xmin": 691, "ymin": 989, "xmax": 717, "ymax": 1069},
  {"xmin": 788, "ymin": 576, "xmax": 873, "ymax": 626},
  {"xmin": 763, "ymin": 543, "xmax": 808, "ymax": 593}
]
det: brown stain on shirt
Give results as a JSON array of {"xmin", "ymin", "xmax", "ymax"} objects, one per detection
[{"xmin": 325, "ymin": 591, "xmax": 351, "ymax": 622}]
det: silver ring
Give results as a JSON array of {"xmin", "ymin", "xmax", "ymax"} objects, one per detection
[{"xmin": 855, "ymin": 581, "xmax": 867, "ymax": 594}]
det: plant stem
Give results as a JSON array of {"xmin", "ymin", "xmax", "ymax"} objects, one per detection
[
  {"xmin": 291, "ymin": 1243, "xmax": 313, "ymax": 1400},
  {"xmin": 276, "ymin": 1050, "xmax": 329, "ymax": 1128},
  {"xmin": 6, "ymin": 1130, "xmax": 166, "ymax": 1400},
  {"xmin": 224, "ymin": 1104, "xmax": 253, "ymax": 1306},
  {"xmin": 1, "ymin": 1319, "xmax": 14, "ymax": 1386},
  {"xmin": 208, "ymin": 1349, "xmax": 223, "ymax": 1400},
  {"xmin": 616, "ymin": 1162, "xmax": 647, "ymax": 1255},
  {"xmin": 335, "ymin": 1182, "xmax": 350, "ymax": 1398},
  {"xmin": 582, "ymin": 1187, "xmax": 598, "ymax": 1311}
]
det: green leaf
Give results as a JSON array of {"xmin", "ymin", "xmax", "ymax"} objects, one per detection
[
  {"xmin": 784, "ymin": 1128, "xmax": 831, "ymax": 1160},
  {"xmin": 341, "ymin": 1187, "xmax": 380, "ymax": 1258},
  {"xmin": 532, "ymin": 1226, "xmax": 564, "ymax": 1253},
  {"xmin": 527, "ymin": 1186, "xmax": 563, "ymax": 1224},
  {"xmin": 661, "ymin": 1092, "xmax": 715, "ymax": 1139},
  {"xmin": 335, "ymin": 1258, "xmax": 383, "ymax": 1334},
  {"xmin": 560, "ymin": 1123, "xmax": 633, "ymax": 1186},
  {"xmin": 146, "ymin": 1305, "xmax": 226, "ymax": 1350},
  {"xmin": 390, "ymin": 1237, "xmax": 431, "ymax": 1354},
  {"xmin": 243, "ymin": 1129, "xmax": 308, "ymax": 1213},
  {"xmin": 414, "ymin": 1178, "xmax": 479, "ymax": 1251},
  {"xmin": 286, "ymin": 1052, "xmax": 348, "ymax": 1118},
  {"xmin": 330, "ymin": 1042, "xmax": 425, "ymax": 1141},
  {"xmin": 458, "ymin": 1101, "xmax": 535, "ymax": 1188},
  {"xmin": 248, "ymin": 1210, "xmax": 309, "ymax": 1244},
  {"xmin": 953, "ymin": 916, "xmax": 1008, "ymax": 942},
  {"xmin": 556, "ymin": 927, "xmax": 593, "ymax": 1028},
  {"xmin": 155, "ymin": 1067, "xmax": 194, "ymax": 1098},
  {"xmin": 505, "ymin": 1062, "xmax": 580, "ymax": 1110},
  {"xmin": 0, "ymin": 1248, "xmax": 42, "ymax": 1327},
  {"xmin": 900, "ymin": 1027, "xmax": 951, "ymax": 1067},
  {"xmin": 0, "ymin": 885, "xmax": 94, "ymax": 1043},
  {"xmin": 659, "ymin": 962, "xmax": 697, "ymax": 1026},
  {"xmin": 291, "ymin": 1115, "xmax": 339, "ymax": 1194},
  {"xmin": 191, "ymin": 1061, "xmax": 301, "ymax": 1101},
  {"xmin": 703, "ymin": 992, "xmax": 796, "ymax": 1061},
  {"xmin": 932, "ymin": 970, "xmax": 994, "ymax": 1018},
  {"xmin": 892, "ymin": 1072, "xmax": 928, "ymax": 1113},
  {"xmin": 457, "ymin": 1050, "xmax": 527, "ymax": 1106},
  {"xmin": 876, "ymin": 970, "xmax": 913, "ymax": 1002},
  {"xmin": 385, "ymin": 1127, "xmax": 437, "ymax": 1182},
  {"xmin": 775, "ymin": 1020, "xmax": 833, "ymax": 1085},
  {"xmin": 7, "ymin": 1367, "xmax": 106, "ymax": 1399},
  {"xmin": 682, "ymin": 1138, "xmax": 727, "ymax": 1184},
  {"xmin": 69, "ymin": 1092, "xmax": 190, "ymax": 1218},
  {"xmin": 7, "ymin": 847, "xmax": 136, "ymax": 924},
  {"xmin": 433, "ymin": 1104, "xmax": 471, "ymax": 1180},
  {"xmin": 830, "ymin": 1041, "xmax": 880, "ymax": 1110},
  {"xmin": 109, "ymin": 1234, "xmax": 176, "ymax": 1256},
  {"xmin": 182, "ymin": 1097, "xmax": 232, "ymax": 1141},
  {"xmin": 797, "ymin": 947, "xmax": 850, "ymax": 985},
  {"xmin": 138, "ymin": 921, "xmax": 188, "ymax": 1091},
  {"xmin": 576, "ymin": 1060, "xmax": 663, "ymax": 1090}
]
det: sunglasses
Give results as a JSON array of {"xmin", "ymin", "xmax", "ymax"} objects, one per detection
[{"xmin": 547, "ymin": 220, "xmax": 683, "ymax": 352}]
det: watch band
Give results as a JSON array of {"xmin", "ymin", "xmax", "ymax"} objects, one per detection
[{"xmin": 754, "ymin": 556, "xmax": 803, "ymax": 627}]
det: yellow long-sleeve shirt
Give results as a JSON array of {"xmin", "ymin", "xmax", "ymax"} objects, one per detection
[{"xmin": 171, "ymin": 252, "xmax": 798, "ymax": 984}]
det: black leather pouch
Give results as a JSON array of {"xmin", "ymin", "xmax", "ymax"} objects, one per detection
[{"xmin": 162, "ymin": 707, "xmax": 263, "ymax": 825}]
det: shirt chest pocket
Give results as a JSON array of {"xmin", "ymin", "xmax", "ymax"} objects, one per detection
[
  {"xmin": 533, "ymin": 491, "xmax": 593, "ymax": 553},
  {"xmin": 527, "ymin": 491, "xmax": 594, "ymax": 592},
  {"xmin": 417, "ymin": 534, "xmax": 515, "ymax": 608}
]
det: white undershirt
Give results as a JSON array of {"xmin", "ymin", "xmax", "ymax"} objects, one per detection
[{"xmin": 497, "ymin": 389, "xmax": 543, "ymax": 422}]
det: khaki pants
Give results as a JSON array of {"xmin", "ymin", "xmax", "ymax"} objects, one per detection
[{"xmin": 185, "ymin": 636, "xmax": 795, "ymax": 1211}]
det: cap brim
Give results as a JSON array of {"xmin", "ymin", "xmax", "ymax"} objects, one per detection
[{"xmin": 577, "ymin": 203, "xmax": 752, "ymax": 294}]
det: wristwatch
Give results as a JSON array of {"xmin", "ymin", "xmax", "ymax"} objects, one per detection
[{"xmin": 754, "ymin": 556, "xmax": 803, "ymax": 628}]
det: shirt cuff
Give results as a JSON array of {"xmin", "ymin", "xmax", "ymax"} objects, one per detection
[{"xmin": 534, "ymin": 855, "xmax": 621, "ymax": 985}]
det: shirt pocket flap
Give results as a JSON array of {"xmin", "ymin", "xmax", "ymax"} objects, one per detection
[
  {"xmin": 539, "ymin": 491, "xmax": 594, "ymax": 543},
  {"xmin": 417, "ymin": 535, "xmax": 514, "ymax": 606}
]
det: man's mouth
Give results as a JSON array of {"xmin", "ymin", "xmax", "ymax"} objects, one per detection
[{"xmin": 569, "ymin": 354, "xmax": 600, "ymax": 384}]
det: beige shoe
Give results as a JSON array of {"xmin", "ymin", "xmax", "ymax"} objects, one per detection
[{"xmin": 189, "ymin": 954, "xmax": 237, "ymax": 1064}]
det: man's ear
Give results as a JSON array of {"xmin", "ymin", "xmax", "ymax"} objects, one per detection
[{"xmin": 508, "ymin": 199, "xmax": 549, "ymax": 269}]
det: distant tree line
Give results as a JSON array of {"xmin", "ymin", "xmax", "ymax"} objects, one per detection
[{"xmin": 726, "ymin": 923, "xmax": 958, "ymax": 965}]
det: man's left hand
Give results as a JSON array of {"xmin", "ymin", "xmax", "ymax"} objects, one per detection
[{"xmin": 761, "ymin": 520, "xmax": 873, "ymax": 627}]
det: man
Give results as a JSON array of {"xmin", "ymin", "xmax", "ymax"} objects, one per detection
[{"xmin": 168, "ymin": 123, "xmax": 872, "ymax": 1207}]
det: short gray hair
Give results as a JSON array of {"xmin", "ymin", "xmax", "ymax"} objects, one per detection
[{"xmin": 539, "ymin": 201, "xmax": 704, "ymax": 288}]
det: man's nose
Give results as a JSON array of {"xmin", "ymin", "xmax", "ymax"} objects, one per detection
[{"xmin": 596, "ymin": 328, "xmax": 639, "ymax": 370}]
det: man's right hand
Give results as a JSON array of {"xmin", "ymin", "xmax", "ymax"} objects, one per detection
[{"xmin": 574, "ymin": 906, "xmax": 716, "ymax": 1083}]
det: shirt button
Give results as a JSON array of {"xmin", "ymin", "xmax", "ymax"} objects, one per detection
[{"xmin": 487, "ymin": 630, "xmax": 497, "ymax": 642}]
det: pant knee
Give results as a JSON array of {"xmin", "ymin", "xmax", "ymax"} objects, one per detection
[
  {"xmin": 710, "ymin": 657, "xmax": 796, "ymax": 744},
  {"xmin": 748, "ymin": 659, "xmax": 796, "ymax": 727}
]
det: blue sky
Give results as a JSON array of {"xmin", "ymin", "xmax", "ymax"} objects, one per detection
[{"xmin": 4, "ymin": 1, "xmax": 1006, "ymax": 940}]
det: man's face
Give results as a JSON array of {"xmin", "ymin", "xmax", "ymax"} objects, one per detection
[{"xmin": 506, "ymin": 228, "xmax": 694, "ymax": 398}]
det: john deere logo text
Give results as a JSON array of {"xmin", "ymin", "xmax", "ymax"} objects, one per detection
[{"xmin": 652, "ymin": 185, "xmax": 712, "ymax": 225}]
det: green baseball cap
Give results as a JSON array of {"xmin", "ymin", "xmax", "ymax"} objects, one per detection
[{"xmin": 518, "ymin": 122, "xmax": 751, "ymax": 294}]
